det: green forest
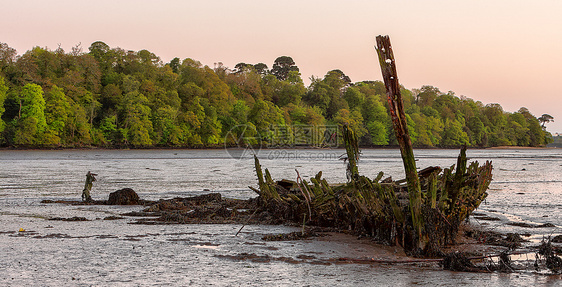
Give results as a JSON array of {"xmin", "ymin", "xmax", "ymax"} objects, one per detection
[{"xmin": 0, "ymin": 41, "xmax": 554, "ymax": 148}]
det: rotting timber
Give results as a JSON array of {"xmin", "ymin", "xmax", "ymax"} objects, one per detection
[
  {"xmin": 250, "ymin": 35, "xmax": 493, "ymax": 256},
  {"xmin": 251, "ymin": 129, "xmax": 492, "ymax": 256}
]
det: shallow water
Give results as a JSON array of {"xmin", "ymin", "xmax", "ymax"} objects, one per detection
[{"xmin": 1, "ymin": 148, "xmax": 562, "ymax": 285}]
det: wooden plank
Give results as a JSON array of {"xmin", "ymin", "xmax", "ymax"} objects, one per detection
[{"xmin": 375, "ymin": 35, "xmax": 423, "ymax": 248}]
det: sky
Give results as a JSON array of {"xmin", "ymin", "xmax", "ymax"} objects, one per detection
[{"xmin": 3, "ymin": 0, "xmax": 562, "ymax": 132}]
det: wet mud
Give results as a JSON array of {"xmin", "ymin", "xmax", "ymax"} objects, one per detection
[
  {"xmin": 3, "ymin": 198, "xmax": 562, "ymax": 286},
  {"xmin": 37, "ymin": 190, "xmax": 562, "ymax": 276},
  {"xmin": 4, "ymin": 148, "xmax": 562, "ymax": 285}
]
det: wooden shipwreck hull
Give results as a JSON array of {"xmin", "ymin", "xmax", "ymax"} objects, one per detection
[{"xmin": 251, "ymin": 142, "xmax": 492, "ymax": 256}]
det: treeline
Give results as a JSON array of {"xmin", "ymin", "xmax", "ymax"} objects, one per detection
[{"xmin": 0, "ymin": 41, "xmax": 553, "ymax": 148}]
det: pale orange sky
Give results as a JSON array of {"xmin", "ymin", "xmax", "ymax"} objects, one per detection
[{"xmin": 3, "ymin": 0, "xmax": 562, "ymax": 132}]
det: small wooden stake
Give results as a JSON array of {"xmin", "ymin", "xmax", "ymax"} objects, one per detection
[{"xmin": 375, "ymin": 35, "xmax": 423, "ymax": 248}]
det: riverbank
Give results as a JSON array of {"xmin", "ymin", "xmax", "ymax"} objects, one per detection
[{"xmin": 0, "ymin": 143, "xmax": 556, "ymax": 151}]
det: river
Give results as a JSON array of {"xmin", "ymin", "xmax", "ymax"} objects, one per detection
[{"xmin": 1, "ymin": 148, "xmax": 561, "ymax": 286}]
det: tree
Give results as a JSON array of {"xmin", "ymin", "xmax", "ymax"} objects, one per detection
[
  {"xmin": 44, "ymin": 85, "xmax": 71, "ymax": 144},
  {"xmin": 303, "ymin": 77, "xmax": 331, "ymax": 114},
  {"xmin": 234, "ymin": 62, "xmax": 252, "ymax": 73},
  {"xmin": 432, "ymin": 91, "xmax": 458, "ymax": 121},
  {"xmin": 367, "ymin": 120, "xmax": 388, "ymax": 145},
  {"xmin": 538, "ymin": 114, "xmax": 554, "ymax": 128},
  {"xmin": 168, "ymin": 57, "xmax": 181, "ymax": 74},
  {"xmin": 408, "ymin": 113, "xmax": 432, "ymax": 147},
  {"xmin": 98, "ymin": 115, "xmax": 117, "ymax": 143},
  {"xmin": 303, "ymin": 105, "xmax": 325, "ymax": 127},
  {"xmin": 14, "ymin": 83, "xmax": 47, "ymax": 145},
  {"xmin": 120, "ymin": 91, "xmax": 153, "ymax": 146},
  {"xmin": 271, "ymin": 70, "xmax": 306, "ymax": 107},
  {"xmin": 271, "ymin": 56, "xmax": 299, "ymax": 81},
  {"xmin": 254, "ymin": 63, "xmax": 268, "ymax": 75},
  {"xmin": 333, "ymin": 108, "xmax": 366, "ymax": 137},
  {"xmin": 178, "ymin": 96, "xmax": 206, "ymax": 146},
  {"xmin": 421, "ymin": 106, "xmax": 439, "ymax": 118},
  {"xmin": 360, "ymin": 94, "xmax": 390, "ymax": 145},
  {"xmin": 88, "ymin": 41, "xmax": 110, "ymax": 62},
  {"xmin": 440, "ymin": 119, "xmax": 469, "ymax": 147},
  {"xmin": 343, "ymin": 86, "xmax": 365, "ymax": 110},
  {"xmin": 222, "ymin": 100, "xmax": 258, "ymax": 146},
  {"xmin": 225, "ymin": 66, "xmax": 263, "ymax": 103},
  {"xmin": 178, "ymin": 60, "xmax": 235, "ymax": 117},
  {"xmin": 198, "ymin": 98, "xmax": 222, "ymax": 145},
  {"xmin": 138, "ymin": 49, "xmax": 161, "ymax": 66},
  {"xmin": 425, "ymin": 115, "xmax": 444, "ymax": 146},
  {"xmin": 518, "ymin": 108, "xmax": 549, "ymax": 146},
  {"xmin": 248, "ymin": 99, "xmax": 286, "ymax": 143},
  {"xmin": 355, "ymin": 81, "xmax": 386, "ymax": 99},
  {"xmin": 0, "ymin": 77, "xmax": 7, "ymax": 133},
  {"xmin": 467, "ymin": 116, "xmax": 485, "ymax": 146},
  {"xmin": 324, "ymin": 69, "xmax": 351, "ymax": 89},
  {"xmin": 482, "ymin": 103, "xmax": 509, "ymax": 146},
  {"xmin": 66, "ymin": 101, "xmax": 92, "ymax": 145},
  {"xmin": 15, "ymin": 46, "xmax": 60, "ymax": 86},
  {"xmin": 528, "ymin": 116, "xmax": 547, "ymax": 146},
  {"xmin": 506, "ymin": 112, "xmax": 529, "ymax": 146},
  {"xmin": 304, "ymin": 70, "xmax": 352, "ymax": 119},
  {"xmin": 415, "ymin": 85, "xmax": 441, "ymax": 107},
  {"xmin": 0, "ymin": 43, "xmax": 18, "ymax": 80},
  {"xmin": 152, "ymin": 105, "xmax": 181, "ymax": 145}
]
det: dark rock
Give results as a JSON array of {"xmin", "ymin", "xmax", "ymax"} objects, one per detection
[{"xmin": 108, "ymin": 188, "xmax": 140, "ymax": 205}]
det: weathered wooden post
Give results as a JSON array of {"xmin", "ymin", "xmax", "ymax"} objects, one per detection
[
  {"xmin": 375, "ymin": 35, "xmax": 423, "ymax": 248},
  {"xmin": 342, "ymin": 125, "xmax": 360, "ymax": 181}
]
